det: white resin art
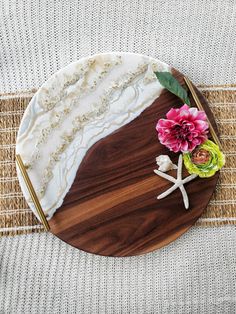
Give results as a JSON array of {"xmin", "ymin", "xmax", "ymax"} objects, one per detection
[{"xmin": 16, "ymin": 52, "xmax": 170, "ymax": 219}]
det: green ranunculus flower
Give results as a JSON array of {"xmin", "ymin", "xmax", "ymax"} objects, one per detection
[{"xmin": 183, "ymin": 140, "xmax": 225, "ymax": 178}]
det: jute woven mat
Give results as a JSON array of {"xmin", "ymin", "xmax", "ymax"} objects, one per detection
[{"xmin": 0, "ymin": 86, "xmax": 235, "ymax": 236}]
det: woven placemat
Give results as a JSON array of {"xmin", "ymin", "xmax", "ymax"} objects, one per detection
[{"xmin": 0, "ymin": 86, "xmax": 235, "ymax": 236}]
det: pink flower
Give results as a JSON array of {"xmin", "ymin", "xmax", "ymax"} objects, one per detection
[{"xmin": 156, "ymin": 104, "xmax": 209, "ymax": 153}]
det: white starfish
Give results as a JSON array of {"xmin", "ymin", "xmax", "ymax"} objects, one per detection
[{"xmin": 153, "ymin": 154, "xmax": 198, "ymax": 209}]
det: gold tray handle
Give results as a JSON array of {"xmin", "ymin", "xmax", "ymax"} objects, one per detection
[
  {"xmin": 16, "ymin": 154, "xmax": 50, "ymax": 231},
  {"xmin": 184, "ymin": 76, "xmax": 222, "ymax": 150}
]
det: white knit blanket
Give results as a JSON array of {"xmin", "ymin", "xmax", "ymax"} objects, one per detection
[{"xmin": 0, "ymin": 0, "xmax": 236, "ymax": 313}]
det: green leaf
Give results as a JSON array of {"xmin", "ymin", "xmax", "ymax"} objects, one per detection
[{"xmin": 155, "ymin": 71, "xmax": 190, "ymax": 105}]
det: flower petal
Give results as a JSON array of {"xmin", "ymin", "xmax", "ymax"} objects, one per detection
[
  {"xmin": 183, "ymin": 140, "xmax": 225, "ymax": 178},
  {"xmin": 156, "ymin": 104, "xmax": 209, "ymax": 153}
]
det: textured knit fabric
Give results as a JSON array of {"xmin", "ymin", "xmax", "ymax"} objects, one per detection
[
  {"xmin": 0, "ymin": 227, "xmax": 236, "ymax": 314},
  {"xmin": 1, "ymin": 0, "xmax": 236, "ymax": 92},
  {"xmin": 1, "ymin": 0, "xmax": 236, "ymax": 313}
]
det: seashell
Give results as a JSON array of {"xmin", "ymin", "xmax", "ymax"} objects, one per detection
[{"xmin": 156, "ymin": 155, "xmax": 177, "ymax": 172}]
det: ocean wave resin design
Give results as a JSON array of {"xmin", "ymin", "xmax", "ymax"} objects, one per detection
[{"xmin": 16, "ymin": 53, "xmax": 170, "ymax": 219}]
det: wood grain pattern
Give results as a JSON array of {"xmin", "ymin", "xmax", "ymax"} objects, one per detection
[{"xmin": 49, "ymin": 69, "xmax": 219, "ymax": 257}]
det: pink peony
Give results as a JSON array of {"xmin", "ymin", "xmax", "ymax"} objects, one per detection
[{"xmin": 156, "ymin": 104, "xmax": 209, "ymax": 153}]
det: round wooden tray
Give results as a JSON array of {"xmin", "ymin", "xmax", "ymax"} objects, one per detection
[{"xmin": 48, "ymin": 69, "xmax": 219, "ymax": 257}]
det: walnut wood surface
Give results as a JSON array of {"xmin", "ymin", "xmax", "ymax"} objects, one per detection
[{"xmin": 49, "ymin": 69, "xmax": 219, "ymax": 257}]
